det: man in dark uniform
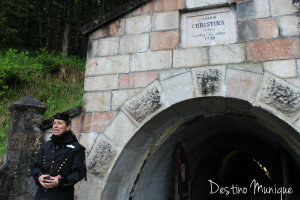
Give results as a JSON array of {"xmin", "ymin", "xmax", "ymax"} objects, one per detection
[{"xmin": 31, "ymin": 113, "xmax": 87, "ymax": 200}]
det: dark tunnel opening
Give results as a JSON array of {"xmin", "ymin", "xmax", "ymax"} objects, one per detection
[
  {"xmin": 133, "ymin": 114, "xmax": 300, "ymax": 200},
  {"xmin": 189, "ymin": 133, "xmax": 299, "ymax": 200},
  {"xmin": 103, "ymin": 98, "xmax": 300, "ymax": 200}
]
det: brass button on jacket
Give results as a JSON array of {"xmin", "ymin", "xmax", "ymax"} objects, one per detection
[{"xmin": 31, "ymin": 130, "xmax": 87, "ymax": 200}]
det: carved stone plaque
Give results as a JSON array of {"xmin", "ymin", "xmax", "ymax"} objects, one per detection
[{"xmin": 181, "ymin": 7, "xmax": 237, "ymax": 48}]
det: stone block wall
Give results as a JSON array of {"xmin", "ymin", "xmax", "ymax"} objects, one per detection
[
  {"xmin": 76, "ymin": 0, "xmax": 300, "ymax": 199},
  {"xmin": 80, "ymin": 0, "xmax": 299, "ymax": 151}
]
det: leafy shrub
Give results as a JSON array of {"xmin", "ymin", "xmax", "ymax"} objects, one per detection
[
  {"xmin": 0, "ymin": 49, "xmax": 41, "ymax": 91},
  {"xmin": 0, "ymin": 48, "xmax": 85, "ymax": 160},
  {"xmin": 35, "ymin": 49, "xmax": 61, "ymax": 74}
]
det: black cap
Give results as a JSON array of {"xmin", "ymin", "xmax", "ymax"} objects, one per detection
[{"xmin": 53, "ymin": 112, "xmax": 71, "ymax": 124}]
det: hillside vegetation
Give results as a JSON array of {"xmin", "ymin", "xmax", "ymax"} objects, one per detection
[{"xmin": 0, "ymin": 49, "xmax": 85, "ymax": 160}]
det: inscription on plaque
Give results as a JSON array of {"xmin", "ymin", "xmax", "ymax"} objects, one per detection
[{"xmin": 181, "ymin": 8, "xmax": 237, "ymax": 47}]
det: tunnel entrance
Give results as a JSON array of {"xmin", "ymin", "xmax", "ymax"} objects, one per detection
[
  {"xmin": 186, "ymin": 131, "xmax": 297, "ymax": 200},
  {"xmin": 103, "ymin": 98, "xmax": 300, "ymax": 200},
  {"xmin": 136, "ymin": 114, "xmax": 300, "ymax": 200}
]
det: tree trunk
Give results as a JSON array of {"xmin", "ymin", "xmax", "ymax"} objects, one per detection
[
  {"xmin": 38, "ymin": 0, "xmax": 45, "ymax": 48},
  {"xmin": 78, "ymin": 0, "xmax": 92, "ymax": 57},
  {"xmin": 87, "ymin": 0, "xmax": 91, "ymax": 23},
  {"xmin": 46, "ymin": 0, "xmax": 53, "ymax": 49},
  {"xmin": 62, "ymin": 0, "xmax": 74, "ymax": 57},
  {"xmin": 74, "ymin": 0, "xmax": 85, "ymax": 56},
  {"xmin": 54, "ymin": 0, "xmax": 64, "ymax": 51}
]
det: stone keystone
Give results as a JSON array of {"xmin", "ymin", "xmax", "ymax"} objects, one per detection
[{"xmin": 192, "ymin": 66, "xmax": 226, "ymax": 97}]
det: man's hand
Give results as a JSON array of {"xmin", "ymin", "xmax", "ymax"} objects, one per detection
[{"xmin": 38, "ymin": 175, "xmax": 59, "ymax": 189}]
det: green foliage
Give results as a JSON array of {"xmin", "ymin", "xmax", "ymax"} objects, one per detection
[
  {"xmin": 0, "ymin": 49, "xmax": 85, "ymax": 160},
  {"xmin": 0, "ymin": 0, "xmax": 103, "ymax": 57},
  {"xmin": 0, "ymin": 0, "xmax": 131, "ymax": 57},
  {"xmin": 0, "ymin": 49, "xmax": 41, "ymax": 91}
]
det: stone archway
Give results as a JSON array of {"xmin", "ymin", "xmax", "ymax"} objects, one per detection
[
  {"xmin": 76, "ymin": 0, "xmax": 300, "ymax": 198},
  {"xmin": 76, "ymin": 69, "xmax": 300, "ymax": 200},
  {"xmin": 102, "ymin": 98, "xmax": 300, "ymax": 200}
]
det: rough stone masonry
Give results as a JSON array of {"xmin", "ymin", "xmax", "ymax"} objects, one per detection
[{"xmin": 74, "ymin": 0, "xmax": 300, "ymax": 199}]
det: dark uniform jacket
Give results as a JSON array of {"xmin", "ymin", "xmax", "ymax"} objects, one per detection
[{"xmin": 31, "ymin": 131, "xmax": 87, "ymax": 200}]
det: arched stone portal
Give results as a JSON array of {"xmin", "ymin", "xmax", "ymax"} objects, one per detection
[
  {"xmin": 76, "ymin": 69, "xmax": 300, "ymax": 200},
  {"xmin": 101, "ymin": 98, "xmax": 300, "ymax": 200},
  {"xmin": 76, "ymin": 0, "xmax": 300, "ymax": 199}
]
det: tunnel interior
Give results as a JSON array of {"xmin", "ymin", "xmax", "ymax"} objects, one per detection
[
  {"xmin": 103, "ymin": 98, "xmax": 300, "ymax": 200},
  {"xmin": 133, "ymin": 114, "xmax": 300, "ymax": 200}
]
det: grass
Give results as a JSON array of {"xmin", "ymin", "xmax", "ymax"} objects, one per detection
[{"xmin": 0, "ymin": 49, "xmax": 85, "ymax": 161}]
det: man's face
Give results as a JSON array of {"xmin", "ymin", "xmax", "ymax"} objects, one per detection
[{"xmin": 52, "ymin": 119, "xmax": 70, "ymax": 136}]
